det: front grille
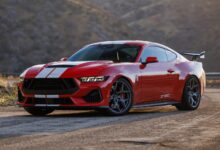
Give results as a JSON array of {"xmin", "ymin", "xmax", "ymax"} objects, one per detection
[
  {"xmin": 22, "ymin": 78, "xmax": 78, "ymax": 95},
  {"xmin": 83, "ymin": 89, "xmax": 102, "ymax": 103},
  {"xmin": 26, "ymin": 98, "xmax": 73, "ymax": 105}
]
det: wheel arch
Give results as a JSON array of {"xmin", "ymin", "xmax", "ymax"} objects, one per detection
[
  {"xmin": 183, "ymin": 74, "xmax": 202, "ymax": 96},
  {"xmin": 113, "ymin": 75, "xmax": 134, "ymax": 89}
]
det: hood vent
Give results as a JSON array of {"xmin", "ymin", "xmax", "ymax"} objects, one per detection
[{"xmin": 46, "ymin": 65, "xmax": 75, "ymax": 68}]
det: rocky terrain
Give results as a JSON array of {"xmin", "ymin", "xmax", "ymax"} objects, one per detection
[{"xmin": 0, "ymin": 0, "xmax": 220, "ymax": 73}]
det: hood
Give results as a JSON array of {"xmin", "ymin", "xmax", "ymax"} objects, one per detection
[
  {"xmin": 22, "ymin": 61, "xmax": 113, "ymax": 78},
  {"xmin": 46, "ymin": 61, "xmax": 112, "ymax": 68}
]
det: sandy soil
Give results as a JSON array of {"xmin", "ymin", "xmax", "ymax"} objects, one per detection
[{"xmin": 0, "ymin": 88, "xmax": 219, "ymax": 150}]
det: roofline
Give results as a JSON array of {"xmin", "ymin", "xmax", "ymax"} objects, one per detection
[{"xmin": 88, "ymin": 40, "xmax": 150, "ymax": 46}]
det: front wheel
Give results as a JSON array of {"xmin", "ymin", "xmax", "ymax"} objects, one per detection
[
  {"xmin": 175, "ymin": 76, "xmax": 201, "ymax": 110},
  {"xmin": 24, "ymin": 107, "xmax": 55, "ymax": 116},
  {"xmin": 105, "ymin": 78, "xmax": 133, "ymax": 116}
]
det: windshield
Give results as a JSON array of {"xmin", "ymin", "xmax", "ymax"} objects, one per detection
[{"xmin": 68, "ymin": 44, "xmax": 141, "ymax": 62}]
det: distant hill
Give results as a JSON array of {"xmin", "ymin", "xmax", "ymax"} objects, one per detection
[
  {"xmin": 0, "ymin": 0, "xmax": 134, "ymax": 73},
  {"xmin": 0, "ymin": 0, "xmax": 220, "ymax": 73},
  {"xmin": 86, "ymin": 0, "xmax": 220, "ymax": 72}
]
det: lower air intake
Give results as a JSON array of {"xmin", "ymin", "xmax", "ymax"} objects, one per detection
[{"xmin": 83, "ymin": 89, "xmax": 102, "ymax": 103}]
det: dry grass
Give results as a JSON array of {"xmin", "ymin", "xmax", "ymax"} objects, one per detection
[
  {"xmin": 0, "ymin": 76, "xmax": 18, "ymax": 106},
  {"xmin": 207, "ymin": 79, "xmax": 220, "ymax": 85}
]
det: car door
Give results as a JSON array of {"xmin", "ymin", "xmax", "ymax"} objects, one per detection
[{"xmin": 138, "ymin": 46, "xmax": 177, "ymax": 103}]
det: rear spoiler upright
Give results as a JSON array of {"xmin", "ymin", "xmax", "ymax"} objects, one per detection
[{"xmin": 182, "ymin": 51, "xmax": 206, "ymax": 61}]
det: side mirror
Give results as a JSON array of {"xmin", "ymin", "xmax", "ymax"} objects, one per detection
[
  {"xmin": 141, "ymin": 56, "xmax": 158, "ymax": 64},
  {"xmin": 60, "ymin": 57, "xmax": 67, "ymax": 61}
]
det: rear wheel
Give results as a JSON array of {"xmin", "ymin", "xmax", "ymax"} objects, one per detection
[
  {"xmin": 175, "ymin": 76, "xmax": 201, "ymax": 110},
  {"xmin": 106, "ymin": 78, "xmax": 133, "ymax": 116},
  {"xmin": 24, "ymin": 107, "xmax": 55, "ymax": 116}
]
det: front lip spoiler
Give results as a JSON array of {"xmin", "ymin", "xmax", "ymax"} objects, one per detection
[{"xmin": 19, "ymin": 104, "xmax": 109, "ymax": 110}]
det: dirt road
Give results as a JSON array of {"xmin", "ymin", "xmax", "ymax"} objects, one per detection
[{"xmin": 0, "ymin": 88, "xmax": 220, "ymax": 150}]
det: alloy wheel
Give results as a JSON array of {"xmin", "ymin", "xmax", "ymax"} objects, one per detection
[
  {"xmin": 185, "ymin": 77, "xmax": 201, "ymax": 108},
  {"xmin": 109, "ymin": 79, "xmax": 132, "ymax": 113}
]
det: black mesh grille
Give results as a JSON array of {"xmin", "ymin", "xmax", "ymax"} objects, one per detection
[
  {"xmin": 23, "ymin": 78, "xmax": 78, "ymax": 95},
  {"xmin": 83, "ymin": 89, "xmax": 102, "ymax": 103},
  {"xmin": 26, "ymin": 98, "xmax": 73, "ymax": 105}
]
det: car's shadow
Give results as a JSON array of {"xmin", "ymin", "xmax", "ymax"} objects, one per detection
[
  {"xmin": 0, "ymin": 106, "xmax": 189, "ymax": 139},
  {"xmin": 43, "ymin": 106, "xmax": 185, "ymax": 118}
]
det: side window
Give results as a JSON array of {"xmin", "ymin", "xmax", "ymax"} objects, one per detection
[
  {"xmin": 140, "ymin": 46, "xmax": 167, "ymax": 62},
  {"xmin": 166, "ymin": 50, "xmax": 177, "ymax": 61}
]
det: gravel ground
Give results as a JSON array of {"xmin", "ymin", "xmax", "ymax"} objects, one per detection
[{"xmin": 0, "ymin": 88, "xmax": 220, "ymax": 150}]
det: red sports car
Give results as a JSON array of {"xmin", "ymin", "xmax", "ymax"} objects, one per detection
[{"xmin": 17, "ymin": 41, "xmax": 206, "ymax": 116}]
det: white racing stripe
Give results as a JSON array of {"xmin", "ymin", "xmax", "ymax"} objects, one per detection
[
  {"xmin": 47, "ymin": 68, "xmax": 68, "ymax": 78},
  {"xmin": 49, "ymin": 61, "xmax": 88, "ymax": 66},
  {"xmin": 35, "ymin": 67, "xmax": 68, "ymax": 79},
  {"xmin": 35, "ymin": 68, "xmax": 54, "ymax": 78}
]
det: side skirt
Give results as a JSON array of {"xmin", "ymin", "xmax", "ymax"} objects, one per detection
[{"xmin": 132, "ymin": 101, "xmax": 180, "ymax": 109}]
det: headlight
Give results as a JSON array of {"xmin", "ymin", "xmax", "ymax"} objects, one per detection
[
  {"xmin": 80, "ymin": 76, "xmax": 109, "ymax": 82},
  {"xmin": 19, "ymin": 77, "xmax": 24, "ymax": 82}
]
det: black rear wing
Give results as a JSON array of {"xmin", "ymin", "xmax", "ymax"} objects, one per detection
[{"xmin": 182, "ymin": 51, "xmax": 206, "ymax": 61}]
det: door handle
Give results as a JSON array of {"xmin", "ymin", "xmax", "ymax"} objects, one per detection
[{"xmin": 167, "ymin": 69, "xmax": 175, "ymax": 74}]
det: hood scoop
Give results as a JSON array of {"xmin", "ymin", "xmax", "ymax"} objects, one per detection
[{"xmin": 46, "ymin": 65, "xmax": 75, "ymax": 68}]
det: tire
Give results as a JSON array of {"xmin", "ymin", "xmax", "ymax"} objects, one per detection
[
  {"xmin": 24, "ymin": 107, "xmax": 55, "ymax": 116},
  {"xmin": 175, "ymin": 76, "xmax": 201, "ymax": 110},
  {"xmin": 105, "ymin": 78, "xmax": 133, "ymax": 116}
]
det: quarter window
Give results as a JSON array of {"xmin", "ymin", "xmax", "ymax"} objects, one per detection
[
  {"xmin": 140, "ymin": 46, "xmax": 167, "ymax": 62},
  {"xmin": 166, "ymin": 50, "xmax": 177, "ymax": 61}
]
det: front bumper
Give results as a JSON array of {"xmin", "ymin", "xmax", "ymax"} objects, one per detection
[{"xmin": 17, "ymin": 77, "xmax": 113, "ymax": 109}]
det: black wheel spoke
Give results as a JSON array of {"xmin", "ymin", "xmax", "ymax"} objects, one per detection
[
  {"xmin": 116, "ymin": 91, "xmax": 130, "ymax": 94},
  {"xmin": 119, "ymin": 99, "xmax": 128, "ymax": 109},
  {"xmin": 112, "ymin": 81, "xmax": 119, "ymax": 93},
  {"xmin": 186, "ymin": 77, "xmax": 200, "ymax": 108},
  {"xmin": 190, "ymin": 96, "xmax": 195, "ymax": 105},
  {"xmin": 109, "ymin": 80, "xmax": 132, "ymax": 113}
]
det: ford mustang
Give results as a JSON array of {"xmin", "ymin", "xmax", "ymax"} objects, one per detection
[{"xmin": 17, "ymin": 41, "xmax": 206, "ymax": 116}]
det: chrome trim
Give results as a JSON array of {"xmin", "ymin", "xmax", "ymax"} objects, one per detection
[{"xmin": 35, "ymin": 104, "xmax": 60, "ymax": 107}]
